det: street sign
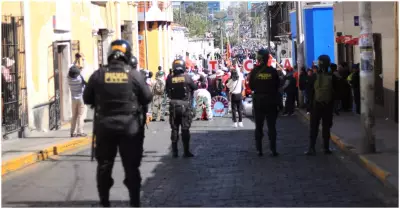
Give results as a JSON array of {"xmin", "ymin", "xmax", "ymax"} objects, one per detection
[
  {"xmin": 208, "ymin": 60, "xmax": 218, "ymax": 71},
  {"xmin": 354, "ymin": 16, "xmax": 359, "ymax": 26},
  {"xmin": 243, "ymin": 59, "xmax": 254, "ymax": 73}
]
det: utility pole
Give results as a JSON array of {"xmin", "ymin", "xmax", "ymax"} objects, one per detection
[
  {"xmin": 359, "ymin": 2, "xmax": 376, "ymax": 153},
  {"xmin": 296, "ymin": 1, "xmax": 305, "ymax": 107},
  {"xmin": 220, "ymin": 20, "xmax": 224, "ymax": 55},
  {"xmin": 266, "ymin": 2, "xmax": 271, "ymax": 50},
  {"xmin": 179, "ymin": 2, "xmax": 182, "ymax": 21}
]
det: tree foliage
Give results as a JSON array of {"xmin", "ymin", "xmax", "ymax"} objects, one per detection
[{"xmin": 173, "ymin": 2, "xmax": 210, "ymax": 38}]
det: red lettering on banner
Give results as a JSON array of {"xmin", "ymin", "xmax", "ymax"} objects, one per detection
[
  {"xmin": 243, "ymin": 59, "xmax": 253, "ymax": 73},
  {"xmin": 208, "ymin": 60, "xmax": 218, "ymax": 71},
  {"xmin": 284, "ymin": 59, "xmax": 292, "ymax": 69}
]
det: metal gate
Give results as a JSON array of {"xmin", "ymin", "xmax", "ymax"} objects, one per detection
[
  {"xmin": 49, "ymin": 43, "xmax": 61, "ymax": 130},
  {"xmin": 1, "ymin": 16, "xmax": 28, "ymax": 136}
]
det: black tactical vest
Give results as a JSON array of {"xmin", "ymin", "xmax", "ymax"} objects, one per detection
[
  {"xmin": 253, "ymin": 66, "xmax": 279, "ymax": 96},
  {"xmin": 95, "ymin": 62, "xmax": 138, "ymax": 116},
  {"xmin": 169, "ymin": 75, "xmax": 190, "ymax": 101}
]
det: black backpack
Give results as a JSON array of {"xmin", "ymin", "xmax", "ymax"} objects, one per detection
[{"xmin": 215, "ymin": 78, "xmax": 224, "ymax": 93}]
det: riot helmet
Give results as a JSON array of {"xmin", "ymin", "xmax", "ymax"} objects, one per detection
[
  {"xmin": 130, "ymin": 55, "xmax": 138, "ymax": 69},
  {"xmin": 172, "ymin": 59, "xmax": 185, "ymax": 74},
  {"xmin": 317, "ymin": 55, "xmax": 331, "ymax": 72},
  {"xmin": 107, "ymin": 40, "xmax": 132, "ymax": 64}
]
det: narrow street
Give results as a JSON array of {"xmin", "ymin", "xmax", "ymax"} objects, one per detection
[{"xmin": 2, "ymin": 115, "xmax": 397, "ymax": 207}]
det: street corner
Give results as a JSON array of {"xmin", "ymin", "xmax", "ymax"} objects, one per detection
[{"xmin": 1, "ymin": 134, "xmax": 93, "ymax": 176}]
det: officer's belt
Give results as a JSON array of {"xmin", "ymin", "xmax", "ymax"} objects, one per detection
[
  {"xmin": 169, "ymin": 99, "xmax": 190, "ymax": 106},
  {"xmin": 96, "ymin": 109, "xmax": 140, "ymax": 117}
]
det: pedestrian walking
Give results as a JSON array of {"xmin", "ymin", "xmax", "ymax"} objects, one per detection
[
  {"xmin": 227, "ymin": 69, "xmax": 244, "ymax": 128},
  {"xmin": 305, "ymin": 55, "xmax": 338, "ymax": 156},
  {"xmin": 166, "ymin": 59, "xmax": 198, "ymax": 158},
  {"xmin": 249, "ymin": 49, "xmax": 280, "ymax": 157},
  {"xmin": 83, "ymin": 40, "xmax": 153, "ymax": 207}
]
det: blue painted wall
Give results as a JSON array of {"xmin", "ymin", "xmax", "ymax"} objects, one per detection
[
  {"xmin": 290, "ymin": 11, "xmax": 297, "ymax": 65},
  {"xmin": 303, "ymin": 6, "xmax": 335, "ymax": 67}
]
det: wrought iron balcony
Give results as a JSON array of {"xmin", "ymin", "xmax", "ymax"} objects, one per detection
[{"xmin": 277, "ymin": 21, "xmax": 291, "ymax": 36}]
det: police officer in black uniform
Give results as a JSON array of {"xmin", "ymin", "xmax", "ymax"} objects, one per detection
[
  {"xmin": 83, "ymin": 40, "xmax": 153, "ymax": 207},
  {"xmin": 166, "ymin": 59, "xmax": 198, "ymax": 158},
  {"xmin": 249, "ymin": 49, "xmax": 280, "ymax": 157},
  {"xmin": 130, "ymin": 56, "xmax": 149, "ymax": 147}
]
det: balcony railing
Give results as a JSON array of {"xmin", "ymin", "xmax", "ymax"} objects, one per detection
[{"xmin": 277, "ymin": 21, "xmax": 291, "ymax": 36}]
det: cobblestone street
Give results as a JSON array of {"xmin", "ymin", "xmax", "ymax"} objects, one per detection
[{"xmin": 2, "ymin": 116, "xmax": 398, "ymax": 207}]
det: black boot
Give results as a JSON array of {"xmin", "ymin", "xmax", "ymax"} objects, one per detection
[
  {"xmin": 99, "ymin": 192, "xmax": 111, "ymax": 207},
  {"xmin": 172, "ymin": 142, "xmax": 178, "ymax": 158},
  {"xmin": 323, "ymin": 138, "xmax": 332, "ymax": 154},
  {"xmin": 129, "ymin": 193, "xmax": 140, "ymax": 207},
  {"xmin": 305, "ymin": 137, "xmax": 317, "ymax": 156},
  {"xmin": 182, "ymin": 138, "xmax": 194, "ymax": 158},
  {"xmin": 305, "ymin": 146, "xmax": 316, "ymax": 156},
  {"xmin": 256, "ymin": 139, "xmax": 263, "ymax": 156},
  {"xmin": 270, "ymin": 139, "xmax": 279, "ymax": 157},
  {"xmin": 100, "ymin": 200, "xmax": 111, "ymax": 207}
]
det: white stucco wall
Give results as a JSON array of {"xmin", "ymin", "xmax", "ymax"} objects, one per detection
[
  {"xmin": 333, "ymin": 2, "xmax": 397, "ymax": 90},
  {"xmin": 171, "ymin": 28, "xmax": 188, "ymax": 59}
]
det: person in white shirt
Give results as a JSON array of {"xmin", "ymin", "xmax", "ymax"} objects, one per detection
[
  {"xmin": 193, "ymin": 83, "xmax": 212, "ymax": 121},
  {"xmin": 226, "ymin": 69, "xmax": 244, "ymax": 128}
]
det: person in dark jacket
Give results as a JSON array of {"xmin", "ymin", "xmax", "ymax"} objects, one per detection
[
  {"xmin": 339, "ymin": 62, "xmax": 352, "ymax": 111},
  {"xmin": 331, "ymin": 63, "xmax": 341, "ymax": 115},
  {"xmin": 299, "ymin": 66, "xmax": 308, "ymax": 108},
  {"xmin": 349, "ymin": 63, "xmax": 360, "ymax": 114},
  {"xmin": 282, "ymin": 67, "xmax": 297, "ymax": 116},
  {"xmin": 305, "ymin": 69, "xmax": 315, "ymax": 114}
]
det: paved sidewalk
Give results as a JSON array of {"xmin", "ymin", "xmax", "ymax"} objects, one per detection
[
  {"xmin": 298, "ymin": 110, "xmax": 398, "ymax": 191},
  {"xmin": 2, "ymin": 123, "xmax": 93, "ymax": 175}
]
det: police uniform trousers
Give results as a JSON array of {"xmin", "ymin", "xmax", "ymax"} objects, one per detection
[
  {"xmin": 309, "ymin": 102, "xmax": 333, "ymax": 150},
  {"xmin": 253, "ymin": 94, "xmax": 278, "ymax": 153},
  {"xmin": 169, "ymin": 102, "xmax": 193, "ymax": 151},
  {"xmin": 95, "ymin": 114, "xmax": 144, "ymax": 207}
]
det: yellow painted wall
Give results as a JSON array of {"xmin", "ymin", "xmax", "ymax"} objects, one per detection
[
  {"xmin": 71, "ymin": 1, "xmax": 95, "ymax": 80},
  {"xmin": 147, "ymin": 22, "xmax": 160, "ymax": 76},
  {"xmin": 162, "ymin": 24, "xmax": 168, "ymax": 72},
  {"xmin": 29, "ymin": 2, "xmax": 56, "ymax": 106},
  {"xmin": 1, "ymin": 2, "xmax": 23, "ymax": 16},
  {"xmin": 139, "ymin": 22, "xmax": 147, "ymax": 69},
  {"xmin": 120, "ymin": 2, "xmax": 130, "ymax": 22}
]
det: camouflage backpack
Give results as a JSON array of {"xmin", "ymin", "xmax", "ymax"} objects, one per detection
[
  {"xmin": 314, "ymin": 72, "xmax": 333, "ymax": 104},
  {"xmin": 153, "ymin": 79, "xmax": 165, "ymax": 95}
]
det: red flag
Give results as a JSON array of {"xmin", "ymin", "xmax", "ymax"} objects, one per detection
[{"xmin": 226, "ymin": 41, "xmax": 231, "ymax": 59}]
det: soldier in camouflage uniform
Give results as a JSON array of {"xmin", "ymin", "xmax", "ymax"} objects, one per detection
[{"xmin": 151, "ymin": 71, "xmax": 166, "ymax": 121}]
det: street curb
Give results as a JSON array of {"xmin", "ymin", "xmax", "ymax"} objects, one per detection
[
  {"xmin": 1, "ymin": 134, "xmax": 93, "ymax": 176},
  {"xmin": 297, "ymin": 110, "xmax": 396, "ymax": 191}
]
